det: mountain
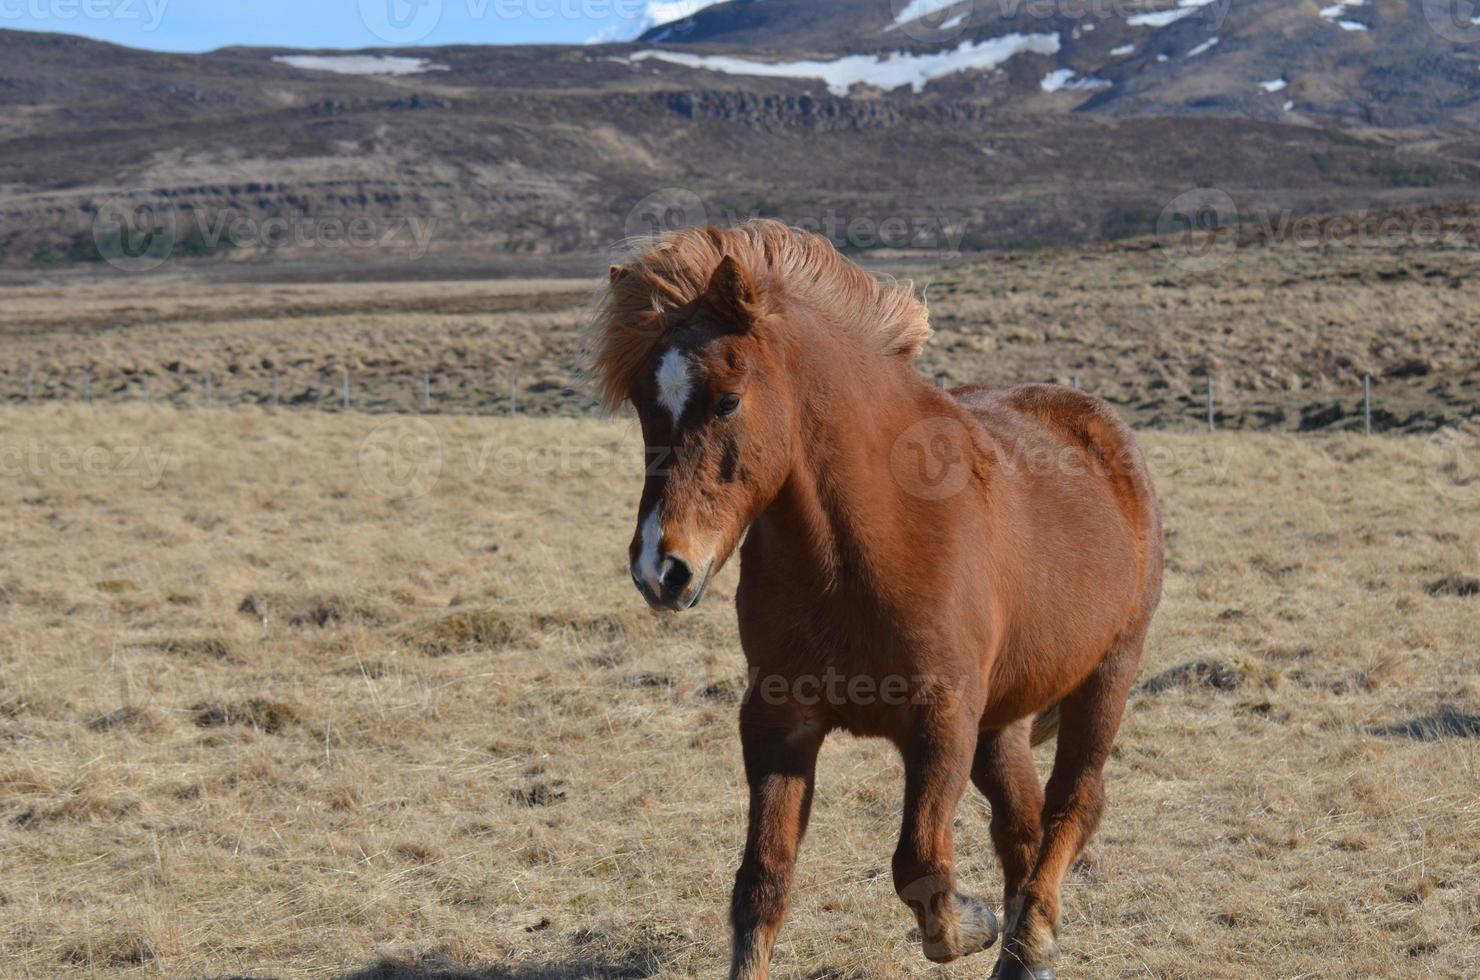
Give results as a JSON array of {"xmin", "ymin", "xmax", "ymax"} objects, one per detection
[
  {"xmin": 2, "ymin": 1, "xmax": 1479, "ymax": 272},
  {"xmin": 638, "ymin": 0, "xmax": 1480, "ymax": 128}
]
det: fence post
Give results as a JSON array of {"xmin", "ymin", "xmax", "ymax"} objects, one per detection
[
  {"xmin": 271, "ymin": 373, "xmax": 279, "ymax": 406},
  {"xmin": 341, "ymin": 371, "xmax": 350, "ymax": 411},
  {"xmin": 83, "ymin": 373, "xmax": 92, "ymax": 404},
  {"xmin": 1206, "ymin": 375, "xmax": 1215, "ymax": 432},
  {"xmin": 25, "ymin": 370, "xmax": 33, "ymax": 404},
  {"xmin": 142, "ymin": 375, "xmax": 150, "ymax": 404},
  {"xmin": 204, "ymin": 373, "xmax": 213, "ymax": 408},
  {"xmin": 1363, "ymin": 374, "xmax": 1372, "ymax": 435},
  {"xmin": 509, "ymin": 376, "xmax": 517, "ymax": 418},
  {"xmin": 421, "ymin": 373, "xmax": 431, "ymax": 413}
]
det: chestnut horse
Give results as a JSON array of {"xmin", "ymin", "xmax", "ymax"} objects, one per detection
[{"xmin": 590, "ymin": 221, "xmax": 1163, "ymax": 980}]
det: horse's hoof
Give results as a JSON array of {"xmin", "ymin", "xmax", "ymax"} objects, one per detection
[
  {"xmin": 994, "ymin": 959, "xmax": 1057, "ymax": 980},
  {"xmin": 914, "ymin": 895, "xmax": 999, "ymax": 962},
  {"xmin": 958, "ymin": 894, "xmax": 1000, "ymax": 952}
]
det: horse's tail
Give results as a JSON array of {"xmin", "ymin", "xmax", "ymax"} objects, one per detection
[{"xmin": 1030, "ymin": 704, "xmax": 1062, "ymax": 747}]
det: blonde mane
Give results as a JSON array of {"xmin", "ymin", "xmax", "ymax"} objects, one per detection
[{"xmin": 587, "ymin": 220, "xmax": 932, "ymax": 412}]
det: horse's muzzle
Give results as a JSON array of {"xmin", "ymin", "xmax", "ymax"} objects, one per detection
[{"xmin": 633, "ymin": 553, "xmax": 712, "ymax": 612}]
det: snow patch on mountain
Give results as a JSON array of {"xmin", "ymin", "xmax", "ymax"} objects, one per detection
[
  {"xmin": 1041, "ymin": 69, "xmax": 1112, "ymax": 92},
  {"xmin": 892, "ymin": 0, "xmax": 964, "ymax": 28},
  {"xmin": 1319, "ymin": 0, "xmax": 1370, "ymax": 31},
  {"xmin": 273, "ymin": 56, "xmax": 448, "ymax": 76},
  {"xmin": 630, "ymin": 33, "xmax": 1063, "ymax": 97},
  {"xmin": 590, "ymin": 0, "xmax": 726, "ymax": 43},
  {"xmin": 1127, "ymin": 0, "xmax": 1220, "ymax": 29}
]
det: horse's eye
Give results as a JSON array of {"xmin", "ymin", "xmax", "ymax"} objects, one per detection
[{"xmin": 715, "ymin": 393, "xmax": 742, "ymax": 419}]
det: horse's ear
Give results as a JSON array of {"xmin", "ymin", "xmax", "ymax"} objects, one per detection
[
  {"xmin": 702, "ymin": 255, "xmax": 758, "ymax": 332},
  {"xmin": 608, "ymin": 265, "xmax": 623, "ymax": 287}
]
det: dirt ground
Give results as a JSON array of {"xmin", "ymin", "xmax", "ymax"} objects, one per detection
[{"xmin": 1, "ymin": 403, "xmax": 1476, "ymax": 979}]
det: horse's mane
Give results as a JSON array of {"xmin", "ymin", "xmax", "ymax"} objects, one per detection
[{"xmin": 588, "ymin": 220, "xmax": 932, "ymax": 412}]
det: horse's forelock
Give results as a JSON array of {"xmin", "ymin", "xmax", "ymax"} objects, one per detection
[{"xmin": 587, "ymin": 220, "xmax": 931, "ymax": 413}]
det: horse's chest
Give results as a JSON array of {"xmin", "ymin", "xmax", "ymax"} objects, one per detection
[{"xmin": 738, "ymin": 597, "xmax": 962, "ymax": 737}]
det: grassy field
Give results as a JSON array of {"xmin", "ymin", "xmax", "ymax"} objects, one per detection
[
  {"xmin": 1, "ymin": 404, "xmax": 1476, "ymax": 979},
  {"xmin": 3, "ymin": 230, "xmax": 1479, "ymax": 432}
]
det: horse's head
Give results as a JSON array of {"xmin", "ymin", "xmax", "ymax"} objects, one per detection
[
  {"xmin": 593, "ymin": 221, "xmax": 930, "ymax": 612},
  {"xmin": 620, "ymin": 255, "xmax": 794, "ymax": 611}
]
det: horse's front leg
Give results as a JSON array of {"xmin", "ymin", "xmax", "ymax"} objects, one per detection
[
  {"xmin": 729, "ymin": 697, "xmax": 825, "ymax": 980},
  {"xmin": 894, "ymin": 703, "xmax": 999, "ymax": 964}
]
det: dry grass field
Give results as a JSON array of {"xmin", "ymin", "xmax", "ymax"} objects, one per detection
[
  {"xmin": 1, "ymin": 403, "xmax": 1477, "ymax": 979},
  {"xmin": 4, "ymin": 225, "xmax": 1479, "ymax": 432}
]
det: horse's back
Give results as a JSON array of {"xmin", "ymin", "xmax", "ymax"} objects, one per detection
[{"xmin": 954, "ymin": 382, "xmax": 1161, "ymax": 560}]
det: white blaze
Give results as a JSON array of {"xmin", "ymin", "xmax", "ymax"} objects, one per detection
[
  {"xmin": 657, "ymin": 348, "xmax": 693, "ymax": 424},
  {"xmin": 637, "ymin": 508, "xmax": 665, "ymax": 592}
]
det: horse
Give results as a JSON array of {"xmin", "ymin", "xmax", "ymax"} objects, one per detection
[{"xmin": 589, "ymin": 220, "xmax": 1164, "ymax": 980}]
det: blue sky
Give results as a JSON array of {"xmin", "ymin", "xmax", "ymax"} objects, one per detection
[{"xmin": 0, "ymin": 0, "xmax": 721, "ymax": 52}]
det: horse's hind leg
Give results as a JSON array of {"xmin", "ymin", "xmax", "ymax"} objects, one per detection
[
  {"xmin": 997, "ymin": 633, "xmax": 1144, "ymax": 980},
  {"xmin": 971, "ymin": 720, "xmax": 1045, "ymax": 912}
]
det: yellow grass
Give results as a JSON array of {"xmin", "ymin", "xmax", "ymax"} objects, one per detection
[{"xmin": 0, "ymin": 404, "xmax": 1477, "ymax": 978}]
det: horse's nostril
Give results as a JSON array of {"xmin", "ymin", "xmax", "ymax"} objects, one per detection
[{"xmin": 658, "ymin": 555, "xmax": 693, "ymax": 596}]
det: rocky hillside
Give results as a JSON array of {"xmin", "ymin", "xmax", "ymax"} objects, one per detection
[{"xmin": 2, "ymin": 0, "xmax": 1479, "ymax": 270}]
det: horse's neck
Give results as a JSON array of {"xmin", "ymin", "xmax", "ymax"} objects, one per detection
[{"xmin": 751, "ymin": 325, "xmax": 959, "ymax": 598}]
